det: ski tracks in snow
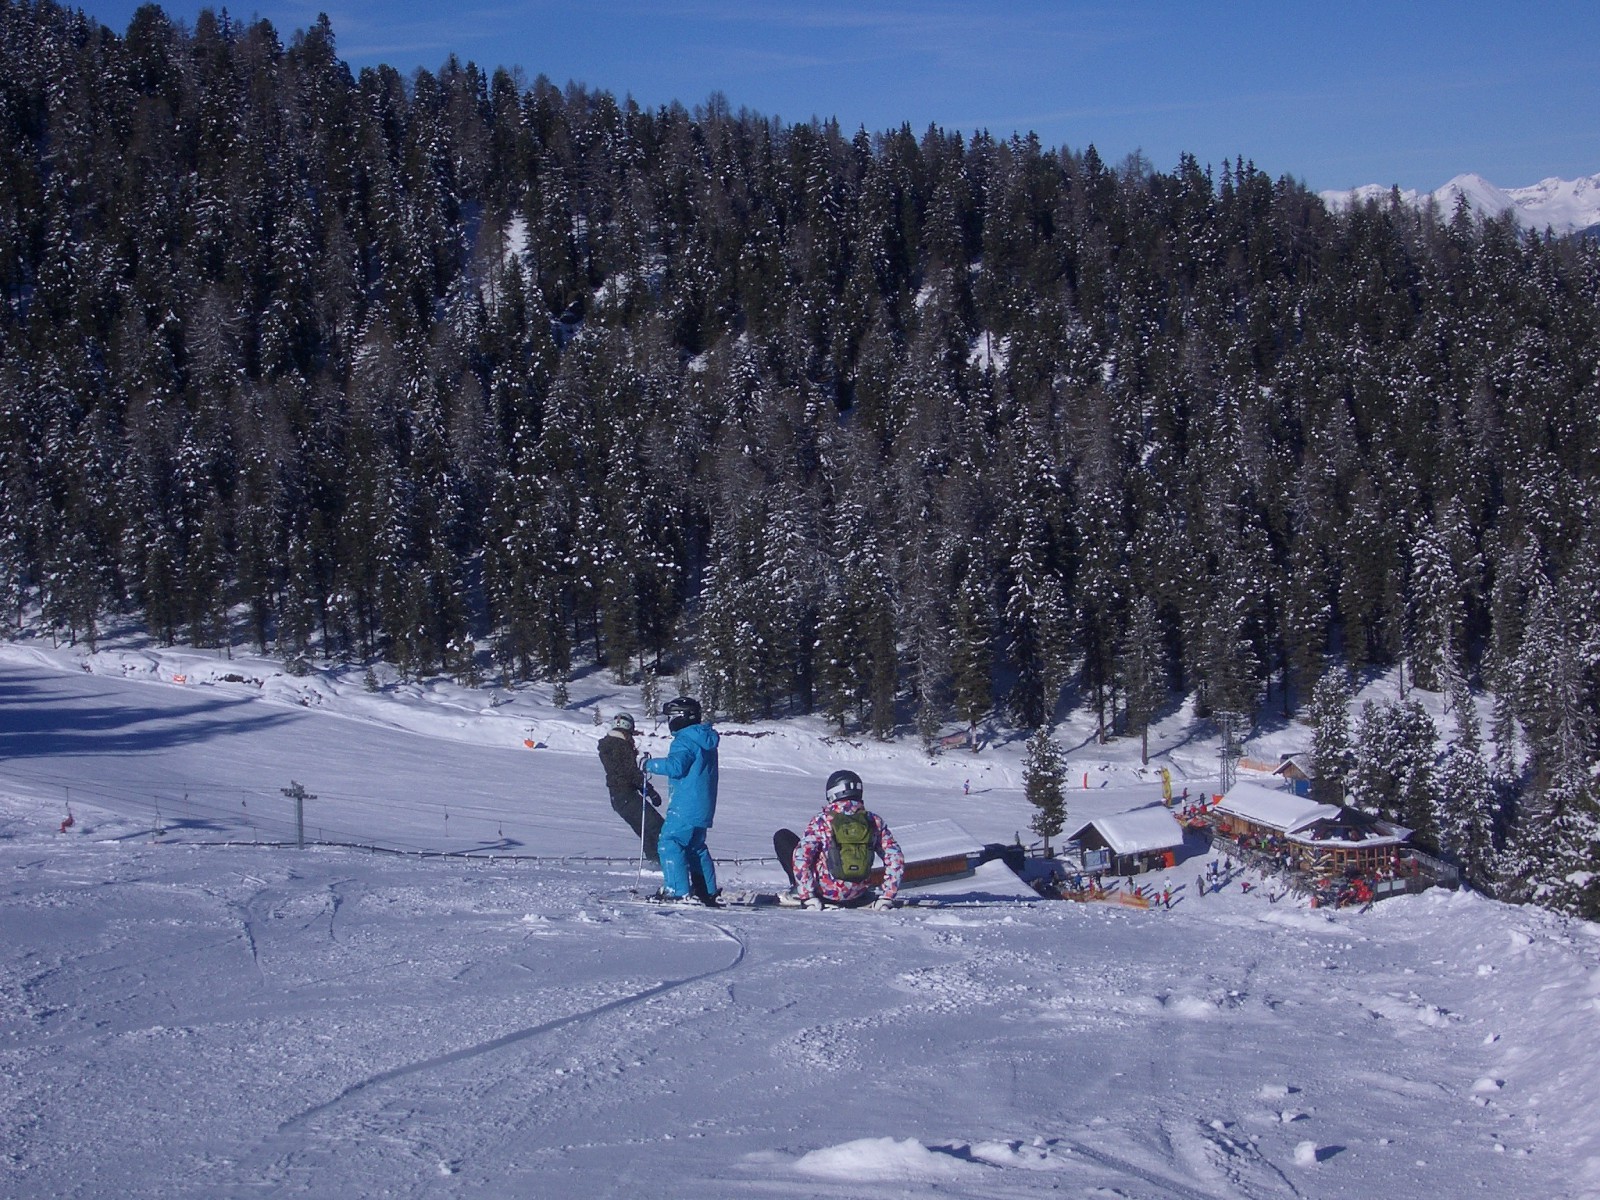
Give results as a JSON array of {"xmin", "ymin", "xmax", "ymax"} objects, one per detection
[
  {"xmin": 281, "ymin": 918, "xmax": 747, "ymax": 1127},
  {"xmin": 254, "ymin": 914, "xmax": 749, "ymax": 1185}
]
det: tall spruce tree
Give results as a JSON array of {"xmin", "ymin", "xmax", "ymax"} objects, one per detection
[
  {"xmin": 1433, "ymin": 682, "xmax": 1497, "ymax": 889},
  {"xmin": 1308, "ymin": 665, "xmax": 1354, "ymax": 805},
  {"xmin": 1350, "ymin": 698, "xmax": 1440, "ymax": 847},
  {"xmin": 1118, "ymin": 594, "xmax": 1167, "ymax": 764}
]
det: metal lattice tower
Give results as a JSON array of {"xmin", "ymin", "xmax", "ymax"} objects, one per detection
[{"xmin": 1216, "ymin": 710, "xmax": 1245, "ymax": 794}]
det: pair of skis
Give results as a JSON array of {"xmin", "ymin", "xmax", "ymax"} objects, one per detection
[{"xmin": 630, "ymin": 888, "xmax": 1027, "ymax": 911}]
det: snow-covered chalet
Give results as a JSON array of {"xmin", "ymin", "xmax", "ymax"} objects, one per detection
[
  {"xmin": 1210, "ymin": 781, "xmax": 1411, "ymax": 877},
  {"xmin": 1066, "ymin": 805, "xmax": 1186, "ymax": 876}
]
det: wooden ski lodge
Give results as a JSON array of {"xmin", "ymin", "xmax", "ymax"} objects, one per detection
[
  {"xmin": 1066, "ymin": 805, "xmax": 1186, "ymax": 876},
  {"xmin": 1210, "ymin": 782, "xmax": 1412, "ymax": 876}
]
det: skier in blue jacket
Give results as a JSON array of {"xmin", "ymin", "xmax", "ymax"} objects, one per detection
[{"xmin": 643, "ymin": 696, "xmax": 721, "ymax": 905}]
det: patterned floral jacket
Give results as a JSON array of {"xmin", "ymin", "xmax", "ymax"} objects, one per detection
[{"xmin": 792, "ymin": 798, "xmax": 905, "ymax": 903}]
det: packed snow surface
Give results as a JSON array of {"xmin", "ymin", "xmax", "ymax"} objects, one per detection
[{"xmin": 3, "ymin": 637, "xmax": 1599, "ymax": 1198}]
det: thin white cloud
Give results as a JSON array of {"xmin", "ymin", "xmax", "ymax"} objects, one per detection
[{"xmin": 607, "ymin": 0, "xmax": 1143, "ymax": 63}]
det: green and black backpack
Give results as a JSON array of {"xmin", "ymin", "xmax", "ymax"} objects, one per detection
[{"xmin": 827, "ymin": 809, "xmax": 875, "ymax": 882}]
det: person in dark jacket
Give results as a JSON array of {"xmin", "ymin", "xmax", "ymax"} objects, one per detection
[
  {"xmin": 642, "ymin": 696, "xmax": 720, "ymax": 904},
  {"xmin": 597, "ymin": 712, "xmax": 663, "ymax": 862}
]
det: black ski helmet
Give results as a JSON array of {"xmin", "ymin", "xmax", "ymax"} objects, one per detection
[
  {"xmin": 611, "ymin": 711, "xmax": 636, "ymax": 733},
  {"xmin": 824, "ymin": 769, "xmax": 864, "ymax": 805},
  {"xmin": 664, "ymin": 695, "xmax": 702, "ymax": 733}
]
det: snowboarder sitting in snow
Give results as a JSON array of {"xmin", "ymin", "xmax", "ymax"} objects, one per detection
[
  {"xmin": 642, "ymin": 696, "xmax": 721, "ymax": 906},
  {"xmin": 597, "ymin": 712, "xmax": 664, "ymax": 862},
  {"xmin": 775, "ymin": 770, "xmax": 905, "ymax": 910}
]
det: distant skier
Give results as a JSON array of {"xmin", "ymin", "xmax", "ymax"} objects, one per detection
[
  {"xmin": 775, "ymin": 770, "xmax": 905, "ymax": 910},
  {"xmin": 642, "ymin": 697, "xmax": 721, "ymax": 905},
  {"xmin": 597, "ymin": 712, "xmax": 663, "ymax": 862}
]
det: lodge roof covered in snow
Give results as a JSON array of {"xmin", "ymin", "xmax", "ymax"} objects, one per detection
[
  {"xmin": 1215, "ymin": 782, "xmax": 1411, "ymax": 849},
  {"xmin": 1214, "ymin": 782, "xmax": 1340, "ymax": 835},
  {"xmin": 1068, "ymin": 805, "xmax": 1185, "ymax": 857}
]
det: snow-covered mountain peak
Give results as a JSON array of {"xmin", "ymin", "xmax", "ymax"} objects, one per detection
[
  {"xmin": 1321, "ymin": 172, "xmax": 1600, "ymax": 236},
  {"xmin": 1435, "ymin": 174, "xmax": 1516, "ymax": 220}
]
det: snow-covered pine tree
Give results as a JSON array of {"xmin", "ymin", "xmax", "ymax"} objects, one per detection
[
  {"xmin": 949, "ymin": 567, "xmax": 994, "ymax": 742},
  {"xmin": 1505, "ymin": 561, "xmax": 1600, "ymax": 917},
  {"xmin": 1407, "ymin": 524, "xmax": 1466, "ymax": 696},
  {"xmin": 1337, "ymin": 475, "xmax": 1401, "ymax": 673},
  {"xmin": 270, "ymin": 527, "xmax": 310, "ymax": 658},
  {"xmin": 0, "ymin": 502, "xmax": 22, "ymax": 634},
  {"xmin": 1308, "ymin": 664, "xmax": 1354, "ymax": 806},
  {"xmin": 1432, "ymin": 681, "xmax": 1496, "ymax": 888},
  {"xmin": 1117, "ymin": 594, "xmax": 1167, "ymax": 765},
  {"xmin": 999, "ymin": 429, "xmax": 1064, "ymax": 731},
  {"xmin": 1071, "ymin": 463, "xmax": 1125, "ymax": 743},
  {"xmin": 1350, "ymin": 698, "xmax": 1440, "ymax": 847},
  {"xmin": 865, "ymin": 597, "xmax": 898, "ymax": 740},
  {"xmin": 693, "ymin": 516, "xmax": 763, "ymax": 721},
  {"xmin": 1023, "ymin": 726, "xmax": 1066, "ymax": 854},
  {"xmin": 42, "ymin": 526, "xmax": 102, "ymax": 652},
  {"xmin": 1004, "ymin": 552, "xmax": 1046, "ymax": 730},
  {"xmin": 813, "ymin": 587, "xmax": 858, "ymax": 735},
  {"xmin": 138, "ymin": 518, "xmax": 182, "ymax": 647},
  {"xmin": 1282, "ymin": 533, "xmax": 1333, "ymax": 709}
]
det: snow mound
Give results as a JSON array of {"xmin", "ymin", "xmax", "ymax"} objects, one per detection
[
  {"xmin": 794, "ymin": 1135, "xmax": 1072, "ymax": 1180},
  {"xmin": 794, "ymin": 1137, "xmax": 979, "ymax": 1181},
  {"xmin": 967, "ymin": 1138, "xmax": 1072, "ymax": 1171},
  {"xmin": 1162, "ymin": 993, "xmax": 1218, "ymax": 1020}
]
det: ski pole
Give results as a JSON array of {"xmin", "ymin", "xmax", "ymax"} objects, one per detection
[
  {"xmin": 636, "ymin": 752, "xmax": 650, "ymax": 888},
  {"xmin": 637, "ymin": 783, "xmax": 648, "ymax": 885}
]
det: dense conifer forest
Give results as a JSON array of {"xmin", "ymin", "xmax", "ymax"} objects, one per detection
[{"xmin": 1, "ymin": 2, "xmax": 1596, "ymax": 912}]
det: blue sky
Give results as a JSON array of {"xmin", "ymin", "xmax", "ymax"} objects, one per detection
[{"xmin": 76, "ymin": 0, "xmax": 1598, "ymax": 193}]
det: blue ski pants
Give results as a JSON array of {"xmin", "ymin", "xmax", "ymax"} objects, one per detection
[{"xmin": 659, "ymin": 811, "xmax": 716, "ymax": 898}]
